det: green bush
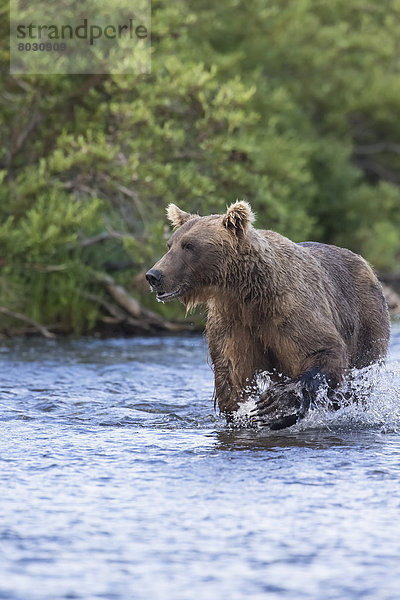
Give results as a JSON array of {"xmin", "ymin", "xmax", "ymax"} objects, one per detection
[{"xmin": 1, "ymin": 0, "xmax": 399, "ymax": 334}]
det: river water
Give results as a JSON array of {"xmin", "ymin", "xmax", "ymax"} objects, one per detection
[{"xmin": 0, "ymin": 324, "xmax": 400, "ymax": 600}]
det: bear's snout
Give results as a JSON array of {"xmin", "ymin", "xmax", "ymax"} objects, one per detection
[{"xmin": 146, "ymin": 268, "xmax": 163, "ymax": 289}]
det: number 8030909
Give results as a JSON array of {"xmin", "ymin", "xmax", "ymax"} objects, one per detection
[{"xmin": 18, "ymin": 42, "xmax": 67, "ymax": 51}]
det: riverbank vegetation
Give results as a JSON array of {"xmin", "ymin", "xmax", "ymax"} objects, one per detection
[{"xmin": 1, "ymin": 0, "xmax": 400, "ymax": 335}]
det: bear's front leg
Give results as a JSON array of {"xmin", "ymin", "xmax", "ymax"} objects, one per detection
[{"xmin": 252, "ymin": 369, "xmax": 327, "ymax": 430}]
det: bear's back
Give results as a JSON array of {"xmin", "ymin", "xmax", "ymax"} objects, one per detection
[{"xmin": 297, "ymin": 241, "xmax": 390, "ymax": 367}]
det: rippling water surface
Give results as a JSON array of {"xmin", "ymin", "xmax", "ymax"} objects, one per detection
[{"xmin": 1, "ymin": 324, "xmax": 400, "ymax": 600}]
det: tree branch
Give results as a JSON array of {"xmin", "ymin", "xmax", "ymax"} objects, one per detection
[
  {"xmin": 94, "ymin": 272, "xmax": 197, "ymax": 332},
  {"xmin": 7, "ymin": 108, "xmax": 42, "ymax": 169},
  {"xmin": 78, "ymin": 231, "xmax": 137, "ymax": 248},
  {"xmin": 354, "ymin": 142, "xmax": 400, "ymax": 155},
  {"xmin": 353, "ymin": 156, "xmax": 400, "ymax": 184},
  {"xmin": 0, "ymin": 307, "xmax": 56, "ymax": 339}
]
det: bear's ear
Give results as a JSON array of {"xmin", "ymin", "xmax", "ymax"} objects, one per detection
[
  {"xmin": 166, "ymin": 204, "xmax": 192, "ymax": 228},
  {"xmin": 222, "ymin": 200, "xmax": 255, "ymax": 236}
]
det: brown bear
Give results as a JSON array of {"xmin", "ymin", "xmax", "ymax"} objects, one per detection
[{"xmin": 146, "ymin": 201, "xmax": 391, "ymax": 429}]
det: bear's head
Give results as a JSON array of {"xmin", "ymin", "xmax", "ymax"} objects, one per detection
[{"xmin": 146, "ymin": 201, "xmax": 255, "ymax": 306}]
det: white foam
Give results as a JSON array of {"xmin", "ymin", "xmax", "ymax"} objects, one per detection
[{"xmin": 233, "ymin": 361, "xmax": 400, "ymax": 433}]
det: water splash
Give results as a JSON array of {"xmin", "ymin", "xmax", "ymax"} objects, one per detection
[{"xmin": 234, "ymin": 361, "xmax": 400, "ymax": 433}]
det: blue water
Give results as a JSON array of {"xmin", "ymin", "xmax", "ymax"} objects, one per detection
[{"xmin": 0, "ymin": 324, "xmax": 400, "ymax": 600}]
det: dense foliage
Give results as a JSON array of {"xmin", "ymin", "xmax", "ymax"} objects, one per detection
[{"xmin": 1, "ymin": 0, "xmax": 400, "ymax": 334}]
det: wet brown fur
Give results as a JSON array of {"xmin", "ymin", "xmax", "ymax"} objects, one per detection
[{"xmin": 149, "ymin": 202, "xmax": 391, "ymax": 415}]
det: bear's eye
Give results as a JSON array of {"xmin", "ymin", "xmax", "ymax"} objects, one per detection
[{"xmin": 182, "ymin": 241, "xmax": 195, "ymax": 251}]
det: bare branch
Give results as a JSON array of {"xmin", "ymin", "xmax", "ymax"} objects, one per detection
[
  {"xmin": 78, "ymin": 291, "xmax": 127, "ymax": 321},
  {"xmin": 0, "ymin": 307, "xmax": 56, "ymax": 339},
  {"xmin": 354, "ymin": 142, "xmax": 400, "ymax": 156},
  {"xmin": 354, "ymin": 156, "xmax": 400, "ymax": 184},
  {"xmin": 94, "ymin": 272, "xmax": 197, "ymax": 332},
  {"xmin": 79, "ymin": 231, "xmax": 127, "ymax": 248},
  {"xmin": 100, "ymin": 175, "xmax": 148, "ymax": 226},
  {"xmin": 7, "ymin": 108, "xmax": 42, "ymax": 168},
  {"xmin": 105, "ymin": 282, "xmax": 142, "ymax": 318},
  {"xmin": 65, "ymin": 230, "xmax": 138, "ymax": 250}
]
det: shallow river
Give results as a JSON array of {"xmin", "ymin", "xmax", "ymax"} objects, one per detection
[{"xmin": 1, "ymin": 324, "xmax": 400, "ymax": 600}]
